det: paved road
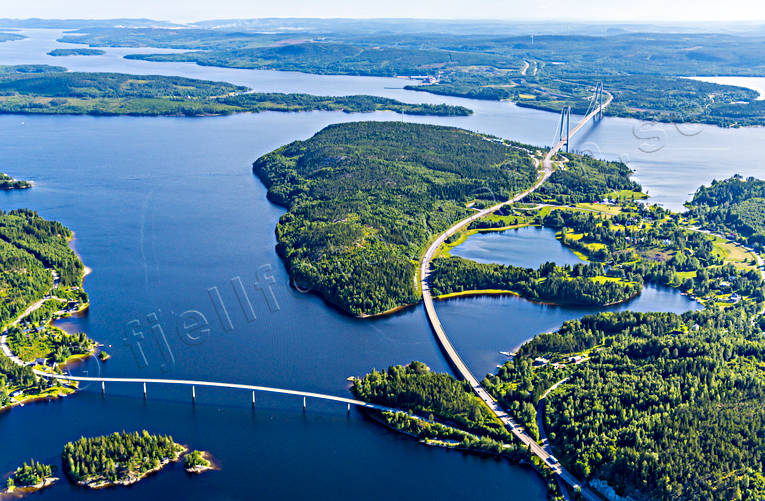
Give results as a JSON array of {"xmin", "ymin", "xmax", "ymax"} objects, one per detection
[
  {"xmin": 419, "ymin": 93, "xmax": 611, "ymax": 501},
  {"xmin": 35, "ymin": 371, "xmax": 401, "ymax": 412},
  {"xmin": 537, "ymin": 377, "xmax": 570, "ymax": 454}
]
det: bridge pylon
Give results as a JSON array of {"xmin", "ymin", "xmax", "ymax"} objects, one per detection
[
  {"xmin": 594, "ymin": 81, "xmax": 604, "ymax": 120},
  {"xmin": 554, "ymin": 106, "xmax": 571, "ymax": 153}
]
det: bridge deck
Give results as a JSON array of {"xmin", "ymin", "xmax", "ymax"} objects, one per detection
[{"xmin": 419, "ymin": 93, "xmax": 611, "ymax": 501}]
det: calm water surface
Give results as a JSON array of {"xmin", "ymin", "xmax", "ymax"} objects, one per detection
[
  {"xmin": 450, "ymin": 226, "xmax": 585, "ymax": 268},
  {"xmin": 0, "ymin": 29, "xmax": 737, "ymax": 499}
]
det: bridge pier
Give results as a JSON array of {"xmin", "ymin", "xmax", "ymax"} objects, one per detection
[
  {"xmin": 143, "ymin": 382, "xmax": 146, "ymax": 399},
  {"xmin": 101, "ymin": 381, "xmax": 105, "ymax": 396},
  {"xmin": 347, "ymin": 403, "xmax": 350, "ymax": 414},
  {"xmin": 192, "ymin": 385, "xmax": 196, "ymax": 404},
  {"xmin": 252, "ymin": 391, "xmax": 255, "ymax": 408},
  {"xmin": 303, "ymin": 396, "xmax": 306, "ymax": 412}
]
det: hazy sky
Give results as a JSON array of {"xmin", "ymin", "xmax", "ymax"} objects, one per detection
[{"xmin": 3, "ymin": 0, "xmax": 765, "ymax": 23}]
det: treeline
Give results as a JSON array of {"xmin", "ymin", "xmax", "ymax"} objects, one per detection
[
  {"xmin": 494, "ymin": 308, "xmax": 765, "ymax": 500},
  {"xmin": 351, "ymin": 361, "xmax": 509, "ymax": 440},
  {"xmin": 62, "ymin": 430, "xmax": 182, "ymax": 484},
  {"xmin": 687, "ymin": 176, "xmax": 765, "ymax": 251},
  {"xmin": 526, "ymin": 154, "xmax": 641, "ymax": 205},
  {"xmin": 0, "ymin": 238, "xmax": 51, "ymax": 325},
  {"xmin": 219, "ymin": 92, "xmax": 471, "ymax": 116},
  {"xmin": 428, "ymin": 256, "xmax": 642, "ymax": 306},
  {"xmin": 254, "ymin": 121, "xmax": 536, "ymax": 316},
  {"xmin": 0, "ymin": 209, "xmax": 83, "ymax": 287}
]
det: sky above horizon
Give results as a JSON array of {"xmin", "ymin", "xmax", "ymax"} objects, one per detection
[{"xmin": 3, "ymin": 0, "xmax": 765, "ymax": 24}]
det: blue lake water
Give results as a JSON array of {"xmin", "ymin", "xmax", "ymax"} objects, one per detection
[
  {"xmin": 0, "ymin": 29, "xmax": 741, "ymax": 500},
  {"xmin": 450, "ymin": 226, "xmax": 586, "ymax": 268}
]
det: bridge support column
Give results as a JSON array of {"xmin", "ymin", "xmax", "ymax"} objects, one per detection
[
  {"xmin": 192, "ymin": 385, "xmax": 196, "ymax": 404},
  {"xmin": 303, "ymin": 396, "xmax": 306, "ymax": 412},
  {"xmin": 143, "ymin": 382, "xmax": 146, "ymax": 399},
  {"xmin": 347, "ymin": 403, "xmax": 350, "ymax": 415},
  {"xmin": 252, "ymin": 391, "xmax": 255, "ymax": 408},
  {"xmin": 101, "ymin": 381, "xmax": 105, "ymax": 396}
]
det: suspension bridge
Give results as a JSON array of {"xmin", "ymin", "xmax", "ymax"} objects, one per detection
[{"xmin": 420, "ymin": 82, "xmax": 611, "ymax": 501}]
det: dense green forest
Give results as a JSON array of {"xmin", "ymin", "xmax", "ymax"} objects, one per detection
[
  {"xmin": 525, "ymin": 154, "xmax": 641, "ymax": 204},
  {"xmin": 486, "ymin": 307, "xmax": 765, "ymax": 500},
  {"xmin": 62, "ymin": 430, "xmax": 184, "ymax": 486},
  {"xmin": 0, "ymin": 208, "xmax": 83, "ymax": 289},
  {"xmin": 253, "ymin": 121, "xmax": 537, "ymax": 315},
  {"xmin": 0, "ymin": 66, "xmax": 470, "ymax": 117},
  {"xmin": 687, "ymin": 176, "xmax": 765, "ymax": 251},
  {"xmin": 47, "ymin": 48, "xmax": 105, "ymax": 56},
  {"xmin": 352, "ymin": 362, "xmax": 564, "ymax": 499},
  {"xmin": 69, "ymin": 25, "xmax": 765, "ymax": 126},
  {"xmin": 218, "ymin": 92, "xmax": 470, "ymax": 115},
  {"xmin": 352, "ymin": 361, "xmax": 509, "ymax": 440},
  {"xmin": 0, "ymin": 173, "xmax": 31, "ymax": 189},
  {"xmin": 6, "ymin": 460, "xmax": 53, "ymax": 489},
  {"xmin": 429, "ymin": 257, "xmax": 642, "ymax": 306}
]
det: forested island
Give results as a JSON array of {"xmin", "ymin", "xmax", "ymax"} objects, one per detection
[
  {"xmin": 183, "ymin": 450, "xmax": 213, "ymax": 473},
  {"xmin": 0, "ymin": 172, "xmax": 31, "ymax": 189},
  {"xmin": 0, "ymin": 65, "xmax": 470, "ymax": 117},
  {"xmin": 47, "ymin": 48, "xmax": 106, "ymax": 56},
  {"xmin": 0, "ymin": 209, "xmax": 93, "ymax": 410},
  {"xmin": 253, "ymin": 121, "xmax": 538, "ymax": 316},
  {"xmin": 60, "ymin": 25, "xmax": 765, "ymax": 126},
  {"xmin": 62, "ymin": 431, "xmax": 187, "ymax": 488},
  {"xmin": 5, "ymin": 460, "xmax": 56, "ymax": 493}
]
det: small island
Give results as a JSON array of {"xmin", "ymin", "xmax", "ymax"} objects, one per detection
[
  {"xmin": 47, "ymin": 48, "xmax": 106, "ymax": 57},
  {"xmin": 62, "ymin": 430, "xmax": 186, "ymax": 488},
  {"xmin": 183, "ymin": 450, "xmax": 213, "ymax": 474},
  {"xmin": 4, "ymin": 460, "xmax": 57, "ymax": 494},
  {"xmin": 0, "ymin": 172, "xmax": 31, "ymax": 190}
]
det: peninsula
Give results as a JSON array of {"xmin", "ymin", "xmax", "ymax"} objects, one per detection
[
  {"xmin": 47, "ymin": 48, "xmax": 106, "ymax": 56},
  {"xmin": 0, "ymin": 65, "xmax": 471, "ymax": 117},
  {"xmin": 0, "ymin": 209, "xmax": 94, "ymax": 411},
  {"xmin": 0, "ymin": 172, "xmax": 31, "ymax": 190},
  {"xmin": 253, "ymin": 121, "xmax": 539, "ymax": 316}
]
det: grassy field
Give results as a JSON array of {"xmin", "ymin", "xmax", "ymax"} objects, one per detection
[
  {"xmin": 712, "ymin": 236, "xmax": 759, "ymax": 271},
  {"xmin": 575, "ymin": 202, "xmax": 623, "ymax": 215}
]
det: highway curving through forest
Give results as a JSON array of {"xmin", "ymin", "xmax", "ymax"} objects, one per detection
[{"xmin": 419, "ymin": 92, "xmax": 612, "ymax": 500}]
